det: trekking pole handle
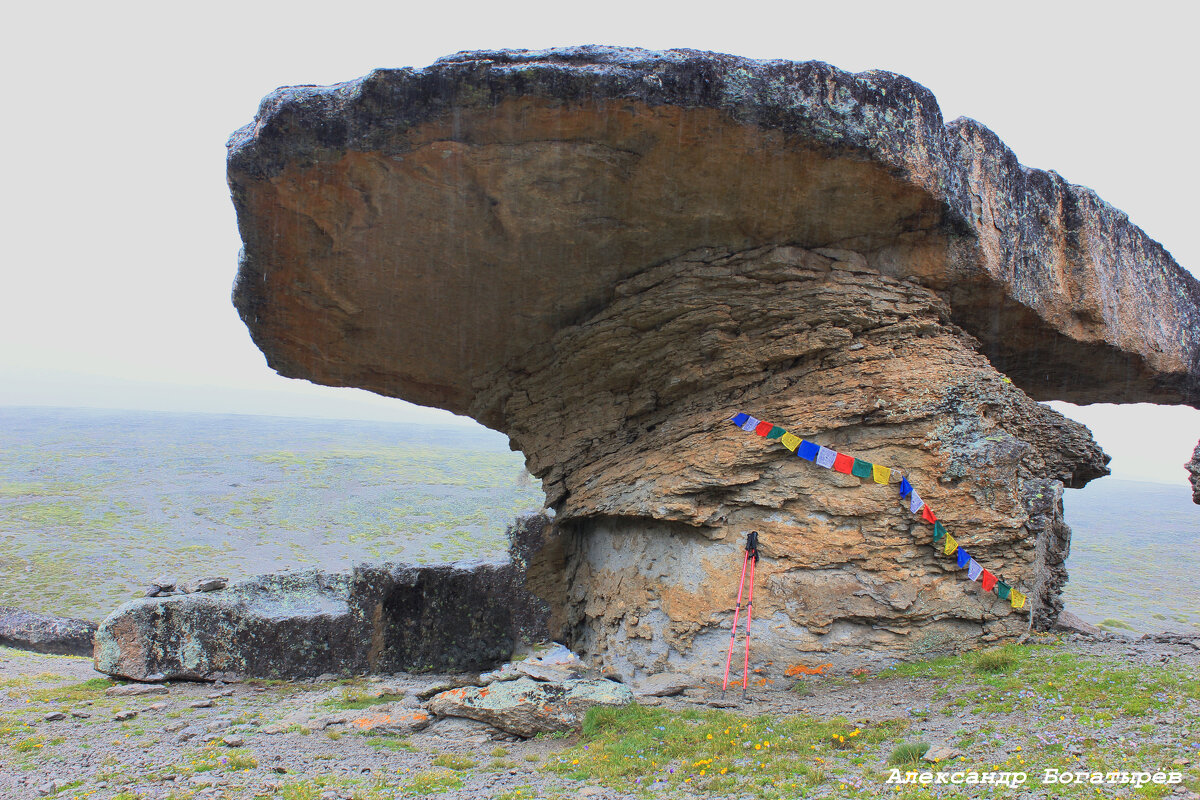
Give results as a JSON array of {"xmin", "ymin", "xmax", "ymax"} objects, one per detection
[{"xmin": 745, "ymin": 530, "xmax": 759, "ymax": 563}]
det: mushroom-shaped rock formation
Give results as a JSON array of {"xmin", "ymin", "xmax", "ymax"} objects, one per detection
[{"xmin": 228, "ymin": 47, "xmax": 1200, "ymax": 678}]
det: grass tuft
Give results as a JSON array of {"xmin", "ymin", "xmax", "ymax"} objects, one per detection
[{"xmin": 887, "ymin": 740, "xmax": 930, "ymax": 766}]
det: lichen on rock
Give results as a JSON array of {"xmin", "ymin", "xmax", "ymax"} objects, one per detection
[{"xmin": 226, "ymin": 47, "xmax": 1200, "ymax": 680}]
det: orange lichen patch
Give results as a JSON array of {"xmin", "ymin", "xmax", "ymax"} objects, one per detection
[
  {"xmin": 351, "ymin": 710, "xmax": 429, "ymax": 730},
  {"xmin": 785, "ymin": 663, "xmax": 833, "ymax": 677},
  {"xmin": 850, "ymin": 667, "xmax": 871, "ymax": 677}
]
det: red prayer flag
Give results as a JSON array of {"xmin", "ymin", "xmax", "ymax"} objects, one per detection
[
  {"xmin": 754, "ymin": 421, "xmax": 773, "ymax": 436},
  {"xmin": 921, "ymin": 505, "xmax": 937, "ymax": 523},
  {"xmin": 832, "ymin": 452, "xmax": 854, "ymax": 474},
  {"xmin": 981, "ymin": 570, "xmax": 997, "ymax": 592}
]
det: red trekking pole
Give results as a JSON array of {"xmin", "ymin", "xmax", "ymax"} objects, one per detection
[{"xmin": 721, "ymin": 531, "xmax": 760, "ymax": 697}]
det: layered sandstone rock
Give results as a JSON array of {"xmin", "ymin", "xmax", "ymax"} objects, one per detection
[{"xmin": 227, "ymin": 47, "xmax": 1200, "ymax": 679}]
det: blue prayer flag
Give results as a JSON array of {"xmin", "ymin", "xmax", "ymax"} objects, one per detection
[
  {"xmin": 796, "ymin": 440, "xmax": 820, "ymax": 461},
  {"xmin": 956, "ymin": 549, "xmax": 970, "ymax": 569},
  {"xmin": 899, "ymin": 477, "xmax": 912, "ymax": 498},
  {"xmin": 730, "ymin": 412, "xmax": 749, "ymax": 428}
]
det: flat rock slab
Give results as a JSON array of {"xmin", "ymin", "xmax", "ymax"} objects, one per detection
[
  {"xmin": 0, "ymin": 608, "xmax": 96, "ymax": 656},
  {"xmin": 93, "ymin": 514, "xmax": 554, "ymax": 681},
  {"xmin": 105, "ymin": 683, "xmax": 169, "ymax": 697},
  {"xmin": 426, "ymin": 677, "xmax": 634, "ymax": 738}
]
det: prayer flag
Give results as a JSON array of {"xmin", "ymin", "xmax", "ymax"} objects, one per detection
[
  {"xmin": 981, "ymin": 570, "xmax": 997, "ymax": 592},
  {"xmin": 740, "ymin": 416, "xmax": 760, "ymax": 432},
  {"xmin": 754, "ymin": 421, "xmax": 773, "ymax": 436},
  {"xmin": 815, "ymin": 446, "xmax": 837, "ymax": 468},
  {"xmin": 921, "ymin": 505, "xmax": 937, "ymax": 523},
  {"xmin": 956, "ymin": 548, "xmax": 970, "ymax": 569},
  {"xmin": 767, "ymin": 426, "xmax": 786, "ymax": 439},
  {"xmin": 910, "ymin": 490, "xmax": 923, "ymax": 515},
  {"xmin": 967, "ymin": 559, "xmax": 983, "ymax": 581},
  {"xmin": 932, "ymin": 521, "xmax": 946, "ymax": 543},
  {"xmin": 899, "ymin": 477, "xmax": 913, "ymax": 498},
  {"xmin": 1011, "ymin": 589, "xmax": 1027, "ymax": 609},
  {"xmin": 780, "ymin": 432, "xmax": 801, "ymax": 451},
  {"xmin": 797, "ymin": 440, "xmax": 820, "ymax": 461},
  {"xmin": 851, "ymin": 459, "xmax": 874, "ymax": 479},
  {"xmin": 996, "ymin": 581, "xmax": 1011, "ymax": 600},
  {"xmin": 730, "ymin": 412, "xmax": 749, "ymax": 427},
  {"xmin": 873, "ymin": 464, "xmax": 891, "ymax": 485},
  {"xmin": 944, "ymin": 533, "xmax": 958, "ymax": 556},
  {"xmin": 833, "ymin": 452, "xmax": 854, "ymax": 473}
]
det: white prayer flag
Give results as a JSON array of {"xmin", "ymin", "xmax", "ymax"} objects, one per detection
[{"xmin": 815, "ymin": 446, "xmax": 837, "ymax": 468}]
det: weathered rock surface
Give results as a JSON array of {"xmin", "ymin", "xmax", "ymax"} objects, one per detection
[
  {"xmin": 0, "ymin": 607, "xmax": 97, "ymax": 656},
  {"xmin": 425, "ymin": 676, "xmax": 634, "ymax": 737},
  {"xmin": 227, "ymin": 48, "xmax": 1200, "ymax": 678},
  {"xmin": 94, "ymin": 513, "xmax": 554, "ymax": 681},
  {"xmin": 1188, "ymin": 441, "xmax": 1200, "ymax": 504}
]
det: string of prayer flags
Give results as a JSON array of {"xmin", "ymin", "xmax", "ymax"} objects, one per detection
[
  {"xmin": 967, "ymin": 559, "xmax": 983, "ymax": 581},
  {"xmin": 728, "ymin": 411, "xmax": 1031, "ymax": 614},
  {"xmin": 815, "ymin": 446, "xmax": 837, "ymax": 468}
]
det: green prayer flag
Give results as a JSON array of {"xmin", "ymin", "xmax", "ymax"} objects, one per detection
[
  {"xmin": 932, "ymin": 521, "xmax": 946, "ymax": 542},
  {"xmin": 997, "ymin": 581, "xmax": 1011, "ymax": 600},
  {"xmin": 766, "ymin": 426, "xmax": 786, "ymax": 439},
  {"xmin": 850, "ymin": 458, "xmax": 873, "ymax": 479}
]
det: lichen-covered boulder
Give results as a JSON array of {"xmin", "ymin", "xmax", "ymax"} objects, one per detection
[
  {"xmin": 425, "ymin": 676, "xmax": 634, "ymax": 737},
  {"xmin": 0, "ymin": 607, "xmax": 97, "ymax": 656},
  {"xmin": 94, "ymin": 513, "xmax": 555, "ymax": 681}
]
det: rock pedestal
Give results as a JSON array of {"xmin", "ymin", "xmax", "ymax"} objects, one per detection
[{"xmin": 226, "ymin": 47, "xmax": 1200, "ymax": 680}]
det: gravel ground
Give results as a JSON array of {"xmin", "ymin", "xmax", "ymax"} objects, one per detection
[{"xmin": 1, "ymin": 633, "xmax": 1198, "ymax": 799}]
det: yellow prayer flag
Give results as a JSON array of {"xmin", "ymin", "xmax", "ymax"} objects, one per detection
[
  {"xmin": 872, "ymin": 464, "xmax": 891, "ymax": 485},
  {"xmin": 780, "ymin": 432, "xmax": 801, "ymax": 452},
  {"xmin": 943, "ymin": 533, "xmax": 958, "ymax": 556},
  {"xmin": 1011, "ymin": 590, "xmax": 1027, "ymax": 610}
]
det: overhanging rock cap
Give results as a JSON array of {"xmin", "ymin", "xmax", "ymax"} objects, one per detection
[{"xmin": 228, "ymin": 46, "xmax": 1200, "ymax": 418}]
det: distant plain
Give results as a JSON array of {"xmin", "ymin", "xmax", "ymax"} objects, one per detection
[{"xmin": 0, "ymin": 407, "xmax": 1194, "ymax": 635}]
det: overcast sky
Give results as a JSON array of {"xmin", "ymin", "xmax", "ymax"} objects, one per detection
[{"xmin": 1, "ymin": 1, "xmax": 1197, "ymax": 485}]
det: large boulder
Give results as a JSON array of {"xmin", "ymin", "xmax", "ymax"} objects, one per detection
[
  {"xmin": 227, "ymin": 47, "xmax": 1200, "ymax": 679},
  {"xmin": 94, "ymin": 513, "xmax": 556, "ymax": 681},
  {"xmin": 0, "ymin": 607, "xmax": 97, "ymax": 656},
  {"xmin": 1188, "ymin": 441, "xmax": 1200, "ymax": 504}
]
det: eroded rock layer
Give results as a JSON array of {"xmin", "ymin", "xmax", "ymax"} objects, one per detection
[{"xmin": 227, "ymin": 48, "xmax": 1200, "ymax": 678}]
